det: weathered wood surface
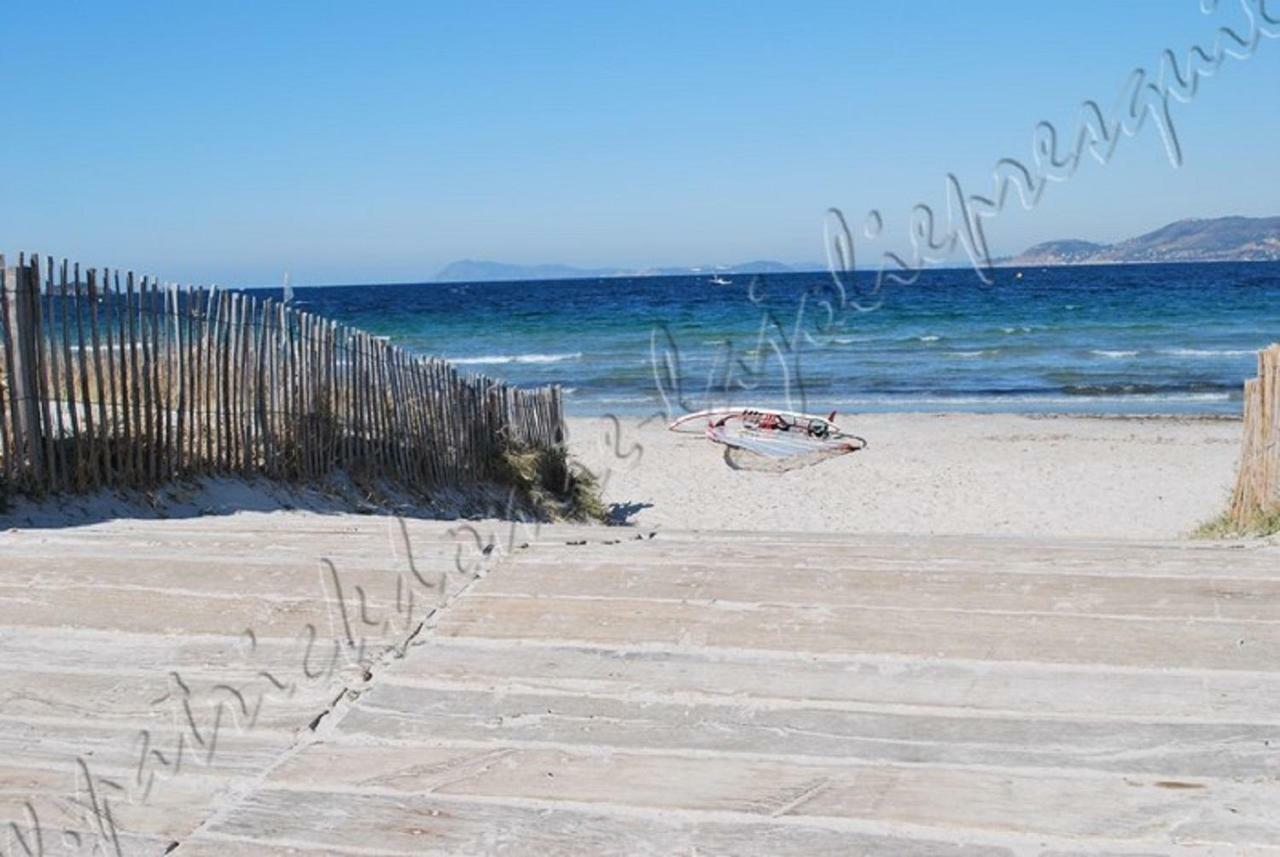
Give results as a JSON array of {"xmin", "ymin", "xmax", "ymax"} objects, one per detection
[
  {"xmin": 183, "ymin": 528, "xmax": 1280, "ymax": 854},
  {"xmin": 3, "ymin": 517, "xmax": 1280, "ymax": 855},
  {"xmin": 0, "ymin": 513, "xmax": 491, "ymax": 855}
]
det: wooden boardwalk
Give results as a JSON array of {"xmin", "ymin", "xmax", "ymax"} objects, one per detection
[{"xmin": 2, "ymin": 518, "xmax": 1280, "ymax": 855}]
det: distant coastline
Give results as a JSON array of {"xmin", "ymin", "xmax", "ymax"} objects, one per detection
[
  {"xmin": 432, "ymin": 258, "xmax": 801, "ymax": 283},
  {"xmin": 429, "ymin": 216, "xmax": 1279, "ymax": 284},
  {"xmin": 1000, "ymin": 216, "xmax": 1280, "ymax": 267}
]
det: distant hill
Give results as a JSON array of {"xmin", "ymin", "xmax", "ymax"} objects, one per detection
[
  {"xmin": 1008, "ymin": 216, "xmax": 1280, "ymax": 266},
  {"xmin": 438, "ymin": 218, "xmax": 1280, "ymax": 281},
  {"xmin": 434, "ymin": 258, "xmax": 798, "ymax": 282}
]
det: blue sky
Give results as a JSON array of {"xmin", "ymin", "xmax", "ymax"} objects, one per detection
[{"xmin": 2, "ymin": 1, "xmax": 1277, "ymax": 285}]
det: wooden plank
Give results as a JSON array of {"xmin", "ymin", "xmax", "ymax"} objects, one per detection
[
  {"xmin": 239, "ymin": 293, "xmax": 253, "ymax": 472},
  {"xmin": 299, "ymin": 311, "xmax": 312, "ymax": 478},
  {"xmin": 325, "ymin": 321, "xmax": 338, "ymax": 474},
  {"xmin": 262, "ymin": 742, "xmax": 1280, "ymax": 843},
  {"xmin": 194, "ymin": 787, "xmax": 1013, "ymax": 857},
  {"xmin": 173, "ymin": 285, "xmax": 187, "ymax": 474},
  {"xmin": 279, "ymin": 303, "xmax": 292, "ymax": 475},
  {"xmin": 219, "ymin": 290, "xmax": 232, "ymax": 472},
  {"xmin": 339, "ymin": 676, "xmax": 1280, "ymax": 779},
  {"xmin": 249, "ymin": 294, "xmax": 263, "ymax": 472},
  {"xmin": 0, "ymin": 553, "xmax": 443, "ymax": 606},
  {"xmin": 371, "ymin": 338, "xmax": 388, "ymax": 474},
  {"xmin": 343, "ymin": 326, "xmax": 355, "ymax": 467},
  {"xmin": 249, "ymin": 295, "xmax": 266, "ymax": 474},
  {"xmin": 136, "ymin": 275, "xmax": 155, "ymax": 482},
  {"xmin": 261, "ymin": 298, "xmax": 276, "ymax": 477},
  {"xmin": 473, "ymin": 560, "xmax": 1280, "ymax": 622},
  {"xmin": 0, "ymin": 669, "xmax": 334, "ymax": 734},
  {"xmin": 123, "ymin": 269, "xmax": 141, "ymax": 483},
  {"xmin": 40, "ymin": 257, "xmax": 67, "ymax": 490},
  {"xmin": 187, "ymin": 286, "xmax": 200, "ymax": 472},
  {"xmin": 501, "ymin": 538, "xmax": 1280, "ymax": 579},
  {"xmin": 158, "ymin": 279, "xmax": 172, "ymax": 476},
  {"xmin": 71, "ymin": 264, "xmax": 98, "ymax": 488},
  {"xmin": 0, "ymin": 258, "xmax": 11, "ymax": 486},
  {"xmin": 87, "ymin": 269, "xmax": 110, "ymax": 484},
  {"xmin": 0, "ymin": 624, "xmax": 359, "ymax": 679},
  {"xmin": 28, "ymin": 257, "xmax": 59, "ymax": 493},
  {"xmin": 351, "ymin": 331, "xmax": 364, "ymax": 470},
  {"xmin": 388, "ymin": 636, "xmax": 1280, "ymax": 723},
  {"xmin": 7, "ymin": 258, "xmax": 45, "ymax": 488},
  {"xmin": 202, "ymin": 287, "xmax": 217, "ymax": 470},
  {"xmin": 102, "ymin": 269, "xmax": 121, "ymax": 484},
  {"xmin": 432, "ymin": 592, "xmax": 1280, "ymax": 671},
  {"xmin": 0, "ymin": 717, "xmax": 294, "ymax": 783},
  {"xmin": 227, "ymin": 293, "xmax": 242, "ymax": 471},
  {"xmin": 0, "ymin": 582, "xmax": 396, "ymax": 638},
  {"xmin": 167, "ymin": 283, "xmax": 180, "ymax": 476},
  {"xmin": 145, "ymin": 276, "xmax": 160, "ymax": 480}
]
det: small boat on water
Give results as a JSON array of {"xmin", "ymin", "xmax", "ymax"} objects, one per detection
[{"xmin": 708, "ymin": 275, "xmax": 732, "ymax": 286}]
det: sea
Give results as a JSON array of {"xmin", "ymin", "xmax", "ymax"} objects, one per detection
[{"xmin": 274, "ymin": 261, "xmax": 1280, "ymax": 418}]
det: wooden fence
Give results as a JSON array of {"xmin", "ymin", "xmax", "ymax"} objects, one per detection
[
  {"xmin": 1228, "ymin": 343, "xmax": 1280, "ymax": 528},
  {"xmin": 0, "ymin": 253, "xmax": 565, "ymax": 497}
]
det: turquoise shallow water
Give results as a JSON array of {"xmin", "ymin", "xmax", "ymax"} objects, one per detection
[{"xmin": 271, "ymin": 261, "xmax": 1280, "ymax": 417}]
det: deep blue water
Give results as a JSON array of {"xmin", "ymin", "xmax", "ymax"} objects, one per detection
[{"xmin": 270, "ymin": 262, "xmax": 1280, "ymax": 417}]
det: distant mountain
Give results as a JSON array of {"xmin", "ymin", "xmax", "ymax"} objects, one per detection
[
  {"xmin": 434, "ymin": 258, "xmax": 798, "ymax": 282},
  {"xmin": 434, "ymin": 260, "xmax": 617, "ymax": 281},
  {"xmin": 1007, "ymin": 216, "xmax": 1280, "ymax": 266},
  {"xmin": 438, "ymin": 218, "xmax": 1280, "ymax": 281},
  {"xmin": 1008, "ymin": 239, "xmax": 1107, "ymax": 266}
]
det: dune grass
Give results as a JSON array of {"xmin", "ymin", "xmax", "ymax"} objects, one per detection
[
  {"xmin": 1195, "ymin": 507, "xmax": 1280, "ymax": 539},
  {"xmin": 500, "ymin": 442, "xmax": 606, "ymax": 523}
]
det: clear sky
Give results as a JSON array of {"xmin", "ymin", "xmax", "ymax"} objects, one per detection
[{"xmin": 2, "ymin": 1, "xmax": 1277, "ymax": 285}]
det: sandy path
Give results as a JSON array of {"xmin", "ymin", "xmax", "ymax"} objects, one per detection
[{"xmin": 568, "ymin": 413, "xmax": 1242, "ymax": 539}]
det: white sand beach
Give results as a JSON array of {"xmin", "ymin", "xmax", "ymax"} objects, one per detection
[{"xmin": 569, "ymin": 413, "xmax": 1243, "ymax": 539}]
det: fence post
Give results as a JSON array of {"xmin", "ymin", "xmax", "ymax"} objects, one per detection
[
  {"xmin": 5, "ymin": 258, "xmax": 45, "ymax": 486},
  {"xmin": 1229, "ymin": 344, "xmax": 1280, "ymax": 529},
  {"xmin": 0, "ymin": 257, "xmax": 16, "ymax": 483}
]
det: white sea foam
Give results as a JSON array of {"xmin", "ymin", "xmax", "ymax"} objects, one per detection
[
  {"xmin": 449, "ymin": 351, "xmax": 582, "ymax": 365},
  {"xmin": 1159, "ymin": 348, "xmax": 1256, "ymax": 358},
  {"xmin": 947, "ymin": 349, "xmax": 997, "ymax": 358},
  {"xmin": 917, "ymin": 335, "xmax": 941, "ymax": 342},
  {"xmin": 1091, "ymin": 349, "xmax": 1139, "ymax": 358}
]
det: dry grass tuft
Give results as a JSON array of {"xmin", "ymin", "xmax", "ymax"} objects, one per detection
[
  {"xmin": 500, "ymin": 443, "xmax": 606, "ymax": 523},
  {"xmin": 1195, "ymin": 507, "xmax": 1280, "ymax": 539}
]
